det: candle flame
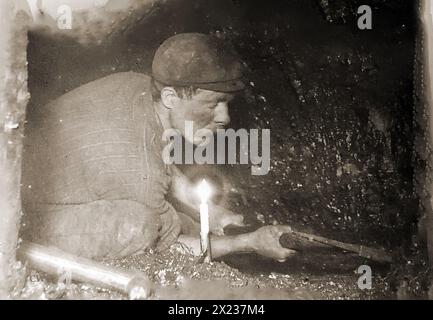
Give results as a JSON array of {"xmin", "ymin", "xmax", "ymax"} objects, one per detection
[{"xmin": 197, "ymin": 179, "xmax": 211, "ymax": 203}]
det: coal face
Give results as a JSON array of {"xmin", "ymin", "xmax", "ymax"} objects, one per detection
[{"xmin": 27, "ymin": 0, "xmax": 418, "ymax": 279}]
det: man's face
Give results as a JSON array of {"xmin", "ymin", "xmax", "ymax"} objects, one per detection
[{"xmin": 169, "ymin": 89, "xmax": 235, "ymax": 144}]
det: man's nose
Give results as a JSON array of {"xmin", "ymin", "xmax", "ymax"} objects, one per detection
[{"xmin": 214, "ymin": 103, "xmax": 230, "ymax": 126}]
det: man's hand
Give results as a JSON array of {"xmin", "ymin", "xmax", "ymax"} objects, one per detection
[
  {"xmin": 209, "ymin": 203, "xmax": 245, "ymax": 235},
  {"xmin": 247, "ymin": 225, "xmax": 296, "ymax": 262}
]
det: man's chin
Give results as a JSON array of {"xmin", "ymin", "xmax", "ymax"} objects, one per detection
[
  {"xmin": 179, "ymin": 124, "xmax": 224, "ymax": 145},
  {"xmin": 181, "ymin": 134, "xmax": 206, "ymax": 146},
  {"xmin": 192, "ymin": 135, "xmax": 212, "ymax": 146},
  {"xmin": 205, "ymin": 124, "xmax": 227, "ymax": 133}
]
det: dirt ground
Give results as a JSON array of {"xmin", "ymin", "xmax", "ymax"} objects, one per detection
[
  {"xmin": 20, "ymin": 0, "xmax": 431, "ymax": 299},
  {"xmin": 14, "ymin": 244, "xmax": 392, "ymax": 300}
]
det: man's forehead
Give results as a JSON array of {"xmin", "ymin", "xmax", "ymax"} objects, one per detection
[{"xmin": 195, "ymin": 88, "xmax": 235, "ymax": 101}]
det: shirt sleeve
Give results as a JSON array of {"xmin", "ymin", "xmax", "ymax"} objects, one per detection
[
  {"xmin": 142, "ymin": 164, "xmax": 182, "ymax": 251},
  {"xmin": 140, "ymin": 95, "xmax": 183, "ymax": 251},
  {"xmin": 155, "ymin": 203, "xmax": 181, "ymax": 251}
]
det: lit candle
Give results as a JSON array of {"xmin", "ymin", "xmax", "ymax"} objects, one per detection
[{"xmin": 197, "ymin": 179, "xmax": 212, "ymax": 262}]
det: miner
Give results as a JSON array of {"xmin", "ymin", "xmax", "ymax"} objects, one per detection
[{"xmin": 21, "ymin": 33, "xmax": 295, "ymax": 262}]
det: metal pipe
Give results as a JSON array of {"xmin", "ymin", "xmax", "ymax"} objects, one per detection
[{"xmin": 17, "ymin": 241, "xmax": 152, "ymax": 299}]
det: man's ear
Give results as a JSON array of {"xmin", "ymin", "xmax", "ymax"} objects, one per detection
[{"xmin": 160, "ymin": 87, "xmax": 179, "ymax": 110}]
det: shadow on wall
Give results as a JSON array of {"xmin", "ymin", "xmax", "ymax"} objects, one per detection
[{"xmin": 26, "ymin": 0, "xmax": 417, "ymax": 249}]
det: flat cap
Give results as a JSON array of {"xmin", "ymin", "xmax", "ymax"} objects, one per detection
[{"xmin": 152, "ymin": 33, "xmax": 245, "ymax": 93}]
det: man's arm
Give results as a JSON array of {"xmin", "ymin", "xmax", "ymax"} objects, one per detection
[
  {"xmin": 178, "ymin": 234, "xmax": 252, "ymax": 258},
  {"xmin": 178, "ymin": 225, "xmax": 296, "ymax": 262}
]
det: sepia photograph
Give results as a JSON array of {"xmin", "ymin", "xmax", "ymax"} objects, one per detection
[{"xmin": 0, "ymin": 0, "xmax": 432, "ymax": 304}]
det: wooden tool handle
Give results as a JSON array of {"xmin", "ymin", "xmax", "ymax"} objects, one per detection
[{"xmin": 279, "ymin": 232, "xmax": 328, "ymax": 251}]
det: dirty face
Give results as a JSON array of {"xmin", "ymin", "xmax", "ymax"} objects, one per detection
[{"xmin": 169, "ymin": 89, "xmax": 235, "ymax": 144}]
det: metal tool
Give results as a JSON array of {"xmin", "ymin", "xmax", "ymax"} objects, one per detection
[{"xmin": 17, "ymin": 241, "xmax": 153, "ymax": 299}]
